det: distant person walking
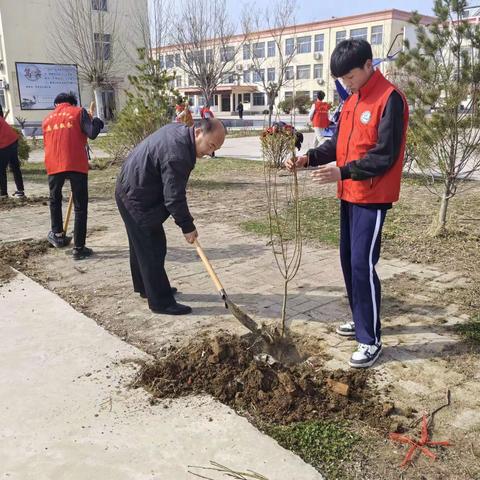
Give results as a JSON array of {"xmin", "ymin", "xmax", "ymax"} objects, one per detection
[
  {"xmin": 237, "ymin": 101, "xmax": 244, "ymax": 119},
  {"xmin": 309, "ymin": 91, "xmax": 330, "ymax": 148}
]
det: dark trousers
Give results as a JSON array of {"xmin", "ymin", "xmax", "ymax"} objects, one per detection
[
  {"xmin": 48, "ymin": 172, "xmax": 88, "ymax": 248},
  {"xmin": 340, "ymin": 200, "xmax": 387, "ymax": 346},
  {"xmin": 0, "ymin": 141, "xmax": 24, "ymax": 195},
  {"xmin": 116, "ymin": 194, "xmax": 175, "ymax": 310}
]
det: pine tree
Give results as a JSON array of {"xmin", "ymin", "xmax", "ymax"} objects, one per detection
[
  {"xmin": 107, "ymin": 48, "xmax": 178, "ymax": 161},
  {"xmin": 397, "ymin": 0, "xmax": 480, "ymax": 235}
]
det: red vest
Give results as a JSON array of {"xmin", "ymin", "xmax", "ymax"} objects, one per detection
[
  {"xmin": 43, "ymin": 103, "xmax": 88, "ymax": 175},
  {"xmin": 312, "ymin": 100, "xmax": 330, "ymax": 128},
  {"xmin": 0, "ymin": 116, "xmax": 18, "ymax": 149},
  {"xmin": 336, "ymin": 70, "xmax": 409, "ymax": 204}
]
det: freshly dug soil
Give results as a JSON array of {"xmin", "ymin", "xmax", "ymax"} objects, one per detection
[
  {"xmin": 0, "ymin": 239, "xmax": 49, "ymax": 274},
  {"xmin": 139, "ymin": 333, "xmax": 388, "ymax": 429},
  {"xmin": 0, "ymin": 196, "xmax": 49, "ymax": 211}
]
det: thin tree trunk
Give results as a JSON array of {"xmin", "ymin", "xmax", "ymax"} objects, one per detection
[
  {"xmin": 280, "ymin": 278, "xmax": 288, "ymax": 336},
  {"xmin": 436, "ymin": 188, "xmax": 450, "ymax": 235}
]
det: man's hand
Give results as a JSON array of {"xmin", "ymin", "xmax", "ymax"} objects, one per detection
[
  {"xmin": 184, "ymin": 229, "xmax": 198, "ymax": 244},
  {"xmin": 311, "ymin": 165, "xmax": 341, "ymax": 184},
  {"xmin": 285, "ymin": 155, "xmax": 308, "ymax": 171}
]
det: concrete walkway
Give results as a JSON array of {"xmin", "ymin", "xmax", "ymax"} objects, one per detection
[{"xmin": 0, "ymin": 271, "xmax": 323, "ymax": 480}]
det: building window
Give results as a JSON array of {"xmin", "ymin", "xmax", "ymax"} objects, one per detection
[
  {"xmin": 205, "ymin": 49, "xmax": 213, "ymax": 63},
  {"xmin": 285, "ymin": 38, "xmax": 295, "ymax": 55},
  {"xmin": 350, "ymin": 27, "xmax": 368, "ymax": 41},
  {"xmin": 243, "ymin": 44, "xmax": 250, "ymax": 60},
  {"xmin": 267, "ymin": 68, "xmax": 275, "ymax": 82},
  {"xmin": 159, "ymin": 55, "xmax": 165, "ymax": 69},
  {"xmin": 336, "ymin": 30, "xmax": 346, "ymax": 45},
  {"xmin": 188, "ymin": 76, "xmax": 196, "ymax": 86},
  {"xmin": 285, "ymin": 66, "xmax": 294, "ymax": 80},
  {"xmin": 221, "ymin": 46, "xmax": 235, "ymax": 62},
  {"xmin": 314, "ymin": 34, "xmax": 324, "ymax": 52},
  {"xmin": 222, "ymin": 73, "xmax": 235, "ymax": 83},
  {"xmin": 243, "ymin": 70, "xmax": 251, "ymax": 83},
  {"xmin": 253, "ymin": 92, "xmax": 265, "ymax": 106},
  {"xmin": 284, "ymin": 91, "xmax": 293, "ymax": 100},
  {"xmin": 267, "ymin": 40, "xmax": 275, "ymax": 57},
  {"xmin": 94, "ymin": 33, "xmax": 111, "ymax": 60},
  {"xmin": 175, "ymin": 53, "xmax": 181, "ymax": 66},
  {"xmin": 297, "ymin": 91, "xmax": 309, "ymax": 98},
  {"xmin": 313, "ymin": 64, "xmax": 323, "ymax": 79},
  {"xmin": 296, "ymin": 65, "xmax": 310, "ymax": 80},
  {"xmin": 92, "ymin": 0, "xmax": 107, "ymax": 11},
  {"xmin": 166, "ymin": 54, "xmax": 174, "ymax": 68},
  {"xmin": 243, "ymin": 93, "xmax": 251, "ymax": 103},
  {"xmin": 176, "ymin": 76, "xmax": 182, "ymax": 87},
  {"xmin": 253, "ymin": 69, "xmax": 265, "ymax": 82},
  {"xmin": 297, "ymin": 36, "xmax": 311, "ymax": 54},
  {"xmin": 253, "ymin": 42, "xmax": 265, "ymax": 58},
  {"xmin": 371, "ymin": 25, "xmax": 383, "ymax": 45}
]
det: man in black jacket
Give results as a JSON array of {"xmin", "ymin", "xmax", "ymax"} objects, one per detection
[{"xmin": 115, "ymin": 118, "xmax": 226, "ymax": 315}]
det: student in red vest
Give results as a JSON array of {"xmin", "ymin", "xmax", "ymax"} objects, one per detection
[
  {"xmin": 200, "ymin": 103, "xmax": 214, "ymax": 119},
  {"xmin": 286, "ymin": 39, "xmax": 409, "ymax": 368},
  {"xmin": 43, "ymin": 93, "xmax": 104, "ymax": 259},
  {"xmin": 309, "ymin": 90, "xmax": 330, "ymax": 147},
  {"xmin": 0, "ymin": 115, "xmax": 25, "ymax": 199}
]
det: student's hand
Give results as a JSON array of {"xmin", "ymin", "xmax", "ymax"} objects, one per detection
[
  {"xmin": 311, "ymin": 165, "xmax": 341, "ymax": 184},
  {"xmin": 285, "ymin": 155, "xmax": 308, "ymax": 171},
  {"xmin": 184, "ymin": 229, "xmax": 198, "ymax": 244}
]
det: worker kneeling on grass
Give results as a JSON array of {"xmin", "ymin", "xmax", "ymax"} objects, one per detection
[
  {"xmin": 115, "ymin": 118, "xmax": 226, "ymax": 316},
  {"xmin": 43, "ymin": 93, "xmax": 104, "ymax": 259},
  {"xmin": 286, "ymin": 39, "xmax": 409, "ymax": 369}
]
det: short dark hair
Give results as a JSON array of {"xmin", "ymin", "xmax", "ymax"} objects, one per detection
[
  {"xmin": 316, "ymin": 90, "xmax": 325, "ymax": 101},
  {"xmin": 54, "ymin": 92, "xmax": 78, "ymax": 106},
  {"xmin": 330, "ymin": 39, "xmax": 373, "ymax": 78},
  {"xmin": 199, "ymin": 118, "xmax": 227, "ymax": 135}
]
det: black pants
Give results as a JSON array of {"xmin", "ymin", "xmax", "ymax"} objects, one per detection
[
  {"xmin": 116, "ymin": 194, "xmax": 175, "ymax": 310},
  {"xmin": 48, "ymin": 172, "xmax": 88, "ymax": 248},
  {"xmin": 0, "ymin": 141, "xmax": 24, "ymax": 195}
]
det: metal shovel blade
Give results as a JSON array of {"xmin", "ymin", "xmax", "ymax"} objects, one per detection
[{"xmin": 220, "ymin": 289, "xmax": 259, "ymax": 334}]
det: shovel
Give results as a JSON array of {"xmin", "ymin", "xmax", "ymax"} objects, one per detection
[
  {"xmin": 194, "ymin": 239, "xmax": 260, "ymax": 335},
  {"xmin": 62, "ymin": 192, "xmax": 73, "ymax": 246}
]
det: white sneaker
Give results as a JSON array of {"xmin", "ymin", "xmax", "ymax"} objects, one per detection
[
  {"xmin": 349, "ymin": 342, "xmax": 382, "ymax": 368},
  {"xmin": 336, "ymin": 321, "xmax": 356, "ymax": 337},
  {"xmin": 12, "ymin": 191, "xmax": 25, "ymax": 199}
]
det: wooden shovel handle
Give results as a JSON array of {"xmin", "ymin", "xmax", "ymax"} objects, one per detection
[
  {"xmin": 194, "ymin": 239, "xmax": 224, "ymax": 293},
  {"xmin": 63, "ymin": 193, "xmax": 73, "ymax": 234}
]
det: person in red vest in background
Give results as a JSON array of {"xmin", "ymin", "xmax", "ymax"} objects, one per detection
[
  {"xmin": 43, "ymin": 93, "xmax": 103, "ymax": 260},
  {"xmin": 287, "ymin": 39, "xmax": 409, "ymax": 369},
  {"xmin": 0, "ymin": 114, "xmax": 25, "ymax": 199},
  {"xmin": 200, "ymin": 103, "xmax": 214, "ymax": 119},
  {"xmin": 309, "ymin": 90, "xmax": 331, "ymax": 148}
]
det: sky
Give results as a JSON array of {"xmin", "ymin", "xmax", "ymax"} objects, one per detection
[{"xmin": 225, "ymin": 0, "xmax": 435, "ymax": 25}]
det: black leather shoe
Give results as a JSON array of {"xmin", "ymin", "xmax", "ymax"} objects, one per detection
[
  {"xmin": 140, "ymin": 287, "xmax": 177, "ymax": 298},
  {"xmin": 150, "ymin": 302, "xmax": 192, "ymax": 315}
]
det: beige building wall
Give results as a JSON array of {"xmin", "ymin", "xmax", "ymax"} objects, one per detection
[
  {"xmin": 160, "ymin": 9, "xmax": 433, "ymax": 114},
  {"xmin": 0, "ymin": 0, "xmax": 147, "ymax": 127}
]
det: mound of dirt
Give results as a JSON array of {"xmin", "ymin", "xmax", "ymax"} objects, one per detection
[
  {"xmin": 139, "ymin": 333, "xmax": 388, "ymax": 428},
  {"xmin": 0, "ymin": 196, "xmax": 49, "ymax": 211},
  {"xmin": 0, "ymin": 239, "xmax": 49, "ymax": 272}
]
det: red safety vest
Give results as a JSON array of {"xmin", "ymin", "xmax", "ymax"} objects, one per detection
[
  {"xmin": 42, "ymin": 103, "xmax": 88, "ymax": 175},
  {"xmin": 336, "ymin": 69, "xmax": 409, "ymax": 204},
  {"xmin": 312, "ymin": 100, "xmax": 330, "ymax": 128},
  {"xmin": 0, "ymin": 116, "xmax": 18, "ymax": 149}
]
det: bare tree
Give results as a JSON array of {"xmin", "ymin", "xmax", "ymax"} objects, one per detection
[
  {"xmin": 129, "ymin": 0, "xmax": 172, "ymax": 64},
  {"xmin": 170, "ymin": 0, "xmax": 242, "ymax": 107},
  {"xmin": 261, "ymin": 126, "xmax": 302, "ymax": 337},
  {"xmin": 242, "ymin": 0, "xmax": 297, "ymax": 126},
  {"xmin": 49, "ymin": 0, "xmax": 122, "ymax": 120}
]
